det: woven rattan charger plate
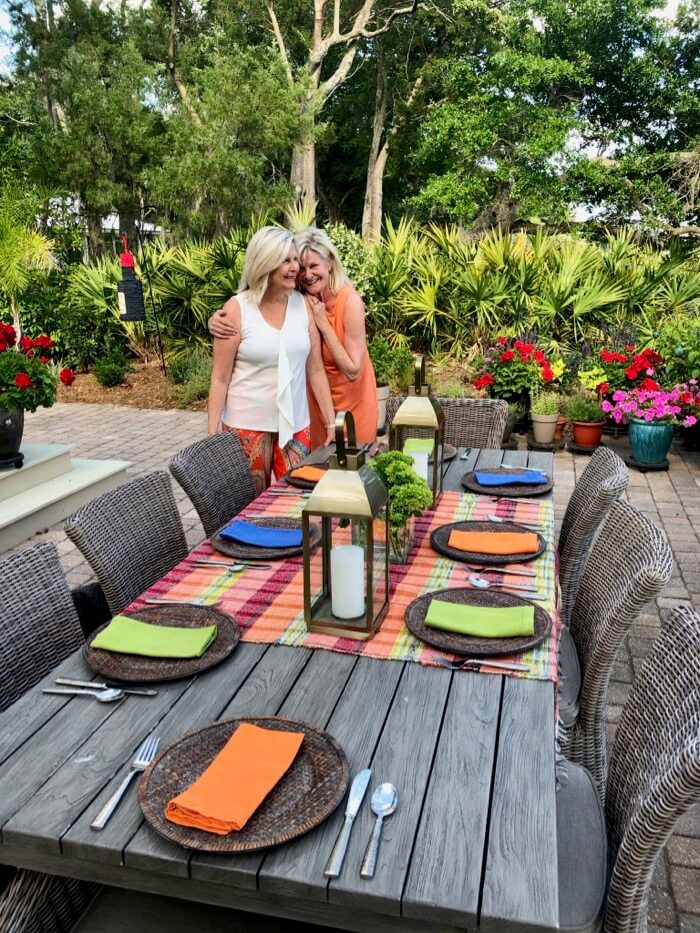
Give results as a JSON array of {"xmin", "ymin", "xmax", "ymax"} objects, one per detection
[
  {"xmin": 212, "ymin": 516, "xmax": 320, "ymax": 560},
  {"xmin": 405, "ymin": 586, "xmax": 552, "ymax": 656},
  {"xmin": 431, "ymin": 520, "xmax": 546, "ymax": 565},
  {"xmin": 139, "ymin": 716, "xmax": 349, "ymax": 853},
  {"xmin": 84, "ymin": 605, "xmax": 239, "ymax": 684},
  {"xmin": 461, "ymin": 467, "xmax": 552, "ymax": 498},
  {"xmin": 283, "ymin": 461, "xmax": 329, "ymax": 490}
]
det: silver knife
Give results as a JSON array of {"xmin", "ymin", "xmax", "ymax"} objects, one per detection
[
  {"xmin": 324, "ymin": 768, "xmax": 372, "ymax": 879},
  {"xmin": 55, "ymin": 677, "xmax": 157, "ymax": 697}
]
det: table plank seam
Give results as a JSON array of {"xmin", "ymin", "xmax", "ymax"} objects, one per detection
[{"xmin": 475, "ymin": 675, "xmax": 506, "ymax": 929}]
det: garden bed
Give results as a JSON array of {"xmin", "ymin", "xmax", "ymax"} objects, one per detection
[{"xmin": 56, "ymin": 360, "xmax": 207, "ymax": 411}]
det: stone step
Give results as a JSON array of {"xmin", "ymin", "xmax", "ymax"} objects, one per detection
[
  {"xmin": 0, "ymin": 443, "xmax": 74, "ymax": 501},
  {"xmin": 0, "ymin": 457, "xmax": 130, "ymax": 551}
]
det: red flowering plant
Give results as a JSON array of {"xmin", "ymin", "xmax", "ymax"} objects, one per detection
[
  {"xmin": 0, "ymin": 323, "xmax": 74, "ymax": 413},
  {"xmin": 473, "ymin": 337, "xmax": 559, "ymax": 398},
  {"xmin": 578, "ymin": 343, "xmax": 663, "ymax": 397}
]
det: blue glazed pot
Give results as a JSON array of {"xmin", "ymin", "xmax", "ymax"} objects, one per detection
[{"xmin": 628, "ymin": 418, "xmax": 674, "ymax": 464}]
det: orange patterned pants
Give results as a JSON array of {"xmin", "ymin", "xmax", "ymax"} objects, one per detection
[{"xmin": 223, "ymin": 424, "xmax": 311, "ymax": 495}]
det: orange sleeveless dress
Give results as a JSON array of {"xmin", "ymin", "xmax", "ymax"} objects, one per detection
[{"xmin": 308, "ymin": 285, "xmax": 378, "ymax": 448}]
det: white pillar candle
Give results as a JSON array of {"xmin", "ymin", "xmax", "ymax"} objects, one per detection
[
  {"xmin": 330, "ymin": 545, "xmax": 365, "ymax": 619},
  {"xmin": 412, "ymin": 451, "xmax": 429, "ymax": 482}
]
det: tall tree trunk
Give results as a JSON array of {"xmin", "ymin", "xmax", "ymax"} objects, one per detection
[
  {"xmin": 291, "ymin": 138, "xmax": 317, "ymax": 210},
  {"xmin": 362, "ymin": 48, "xmax": 387, "ymax": 242}
]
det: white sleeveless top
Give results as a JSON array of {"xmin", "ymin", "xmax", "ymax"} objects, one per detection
[{"xmin": 223, "ymin": 290, "xmax": 311, "ymax": 446}]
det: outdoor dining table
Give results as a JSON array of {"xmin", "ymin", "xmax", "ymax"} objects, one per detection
[{"xmin": 0, "ymin": 446, "xmax": 559, "ymax": 932}]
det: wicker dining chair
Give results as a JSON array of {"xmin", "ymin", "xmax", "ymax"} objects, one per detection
[
  {"xmin": 557, "ymin": 604, "xmax": 700, "ymax": 933},
  {"xmin": 64, "ymin": 471, "xmax": 188, "ymax": 615},
  {"xmin": 0, "ymin": 541, "xmax": 84, "ymax": 715},
  {"xmin": 385, "ymin": 396, "xmax": 508, "ymax": 448},
  {"xmin": 558, "ymin": 447, "xmax": 629, "ymax": 627},
  {"xmin": 558, "ymin": 499, "xmax": 674, "ymax": 802},
  {"xmin": 169, "ymin": 431, "xmax": 256, "ymax": 537},
  {"xmin": 0, "ymin": 542, "xmax": 99, "ymax": 932}
]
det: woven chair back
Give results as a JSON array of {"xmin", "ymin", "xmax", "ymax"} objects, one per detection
[
  {"xmin": 65, "ymin": 471, "xmax": 188, "ymax": 615},
  {"xmin": 558, "ymin": 447, "xmax": 628, "ymax": 626},
  {"xmin": 604, "ymin": 605, "xmax": 700, "ymax": 933},
  {"xmin": 385, "ymin": 396, "xmax": 508, "ymax": 448},
  {"xmin": 563, "ymin": 500, "xmax": 673, "ymax": 799},
  {"xmin": 0, "ymin": 541, "xmax": 83, "ymax": 714},
  {"xmin": 169, "ymin": 432, "xmax": 256, "ymax": 537}
]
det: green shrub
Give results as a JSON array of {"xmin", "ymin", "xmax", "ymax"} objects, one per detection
[
  {"xmin": 93, "ymin": 349, "xmax": 134, "ymax": 387},
  {"xmin": 435, "ymin": 380, "xmax": 465, "ymax": 398},
  {"xmin": 656, "ymin": 313, "xmax": 700, "ymax": 384},
  {"xmin": 171, "ymin": 348, "xmax": 212, "ymax": 407},
  {"xmin": 565, "ymin": 393, "xmax": 605, "ymax": 422},
  {"xmin": 368, "ymin": 336, "xmax": 414, "ymax": 391}
]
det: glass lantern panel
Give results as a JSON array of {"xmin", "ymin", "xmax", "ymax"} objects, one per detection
[{"xmin": 369, "ymin": 506, "xmax": 389, "ymax": 620}]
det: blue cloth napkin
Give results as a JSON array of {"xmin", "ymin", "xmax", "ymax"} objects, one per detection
[
  {"xmin": 219, "ymin": 519, "xmax": 302, "ymax": 548},
  {"xmin": 475, "ymin": 470, "xmax": 548, "ymax": 486}
]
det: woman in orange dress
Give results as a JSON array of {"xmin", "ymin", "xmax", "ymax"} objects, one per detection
[{"xmin": 293, "ymin": 227, "xmax": 377, "ymax": 448}]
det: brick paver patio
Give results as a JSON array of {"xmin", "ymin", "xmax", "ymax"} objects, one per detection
[{"xmin": 3, "ymin": 401, "xmax": 699, "ymax": 931}]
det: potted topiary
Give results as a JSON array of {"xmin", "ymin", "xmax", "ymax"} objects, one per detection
[
  {"xmin": 366, "ymin": 450, "xmax": 433, "ymax": 562},
  {"xmin": 565, "ymin": 393, "xmax": 606, "ymax": 447},
  {"xmin": 368, "ymin": 337, "xmax": 413, "ymax": 433},
  {"xmin": 530, "ymin": 391, "xmax": 560, "ymax": 444}
]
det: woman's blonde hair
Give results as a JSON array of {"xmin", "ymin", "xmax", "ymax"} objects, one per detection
[
  {"xmin": 238, "ymin": 226, "xmax": 296, "ymax": 304},
  {"xmin": 294, "ymin": 226, "xmax": 349, "ymax": 295}
]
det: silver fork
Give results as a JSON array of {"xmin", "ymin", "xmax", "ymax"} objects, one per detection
[{"xmin": 91, "ymin": 735, "xmax": 160, "ymax": 830}]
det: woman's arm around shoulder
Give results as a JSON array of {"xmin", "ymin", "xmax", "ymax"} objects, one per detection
[
  {"xmin": 305, "ymin": 302, "xmax": 336, "ymax": 445},
  {"xmin": 207, "ymin": 297, "xmax": 242, "ymax": 435}
]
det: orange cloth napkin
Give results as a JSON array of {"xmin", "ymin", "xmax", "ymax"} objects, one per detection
[
  {"xmin": 290, "ymin": 466, "xmax": 325, "ymax": 483},
  {"xmin": 447, "ymin": 529, "xmax": 539, "ymax": 556},
  {"xmin": 165, "ymin": 723, "xmax": 304, "ymax": 834}
]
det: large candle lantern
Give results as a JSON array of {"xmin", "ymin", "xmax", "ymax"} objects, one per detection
[
  {"xmin": 388, "ymin": 355, "xmax": 444, "ymax": 507},
  {"xmin": 302, "ymin": 411, "xmax": 390, "ymax": 640}
]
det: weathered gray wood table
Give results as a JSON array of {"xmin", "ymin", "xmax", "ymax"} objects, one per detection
[{"xmin": 0, "ymin": 448, "xmax": 558, "ymax": 932}]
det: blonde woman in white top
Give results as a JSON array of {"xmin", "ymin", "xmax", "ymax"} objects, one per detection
[{"xmin": 208, "ymin": 226, "xmax": 335, "ymax": 493}]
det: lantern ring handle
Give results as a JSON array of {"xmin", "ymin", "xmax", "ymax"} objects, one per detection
[
  {"xmin": 334, "ymin": 411, "xmax": 356, "ymax": 466},
  {"xmin": 414, "ymin": 354, "xmax": 426, "ymax": 394}
]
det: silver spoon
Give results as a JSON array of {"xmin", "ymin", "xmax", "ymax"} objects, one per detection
[
  {"xmin": 467, "ymin": 575, "xmax": 546, "ymax": 600},
  {"xmin": 42, "ymin": 687, "xmax": 125, "ymax": 703},
  {"xmin": 360, "ymin": 783, "xmax": 398, "ymax": 879},
  {"xmin": 487, "ymin": 513, "xmax": 543, "ymax": 530}
]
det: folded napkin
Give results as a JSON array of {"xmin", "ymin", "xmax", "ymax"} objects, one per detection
[
  {"xmin": 425, "ymin": 599, "xmax": 534, "ymax": 637},
  {"xmin": 165, "ymin": 723, "xmax": 305, "ymax": 834},
  {"xmin": 403, "ymin": 438, "xmax": 434, "ymax": 455},
  {"xmin": 289, "ymin": 465, "xmax": 326, "ymax": 483},
  {"xmin": 219, "ymin": 519, "xmax": 302, "ymax": 548},
  {"xmin": 90, "ymin": 615, "xmax": 217, "ymax": 658},
  {"xmin": 448, "ymin": 529, "xmax": 540, "ymax": 555},
  {"xmin": 475, "ymin": 470, "xmax": 548, "ymax": 486}
]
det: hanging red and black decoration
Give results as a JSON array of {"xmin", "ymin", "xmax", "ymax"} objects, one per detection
[{"xmin": 117, "ymin": 235, "xmax": 146, "ymax": 322}]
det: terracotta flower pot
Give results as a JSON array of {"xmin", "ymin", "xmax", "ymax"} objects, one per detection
[
  {"xmin": 571, "ymin": 420, "xmax": 606, "ymax": 448},
  {"xmin": 554, "ymin": 415, "xmax": 567, "ymax": 442}
]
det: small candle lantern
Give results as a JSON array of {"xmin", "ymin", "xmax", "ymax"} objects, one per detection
[
  {"xmin": 302, "ymin": 411, "xmax": 389, "ymax": 640},
  {"xmin": 388, "ymin": 355, "xmax": 444, "ymax": 507}
]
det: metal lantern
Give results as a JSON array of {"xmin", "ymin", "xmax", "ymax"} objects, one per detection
[
  {"xmin": 388, "ymin": 355, "xmax": 444, "ymax": 507},
  {"xmin": 302, "ymin": 411, "xmax": 390, "ymax": 641},
  {"xmin": 117, "ymin": 234, "xmax": 146, "ymax": 322}
]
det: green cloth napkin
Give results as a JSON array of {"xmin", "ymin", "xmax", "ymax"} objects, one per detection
[
  {"xmin": 403, "ymin": 438, "xmax": 434, "ymax": 455},
  {"xmin": 90, "ymin": 614, "xmax": 218, "ymax": 658},
  {"xmin": 425, "ymin": 600, "xmax": 534, "ymax": 638}
]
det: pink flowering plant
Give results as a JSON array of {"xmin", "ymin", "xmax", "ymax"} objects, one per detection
[{"xmin": 602, "ymin": 383, "xmax": 699, "ymax": 428}]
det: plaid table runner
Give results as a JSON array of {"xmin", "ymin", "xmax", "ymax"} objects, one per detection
[{"xmin": 131, "ymin": 489, "xmax": 560, "ymax": 682}]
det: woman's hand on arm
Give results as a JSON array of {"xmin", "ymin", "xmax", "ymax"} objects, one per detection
[
  {"xmin": 308, "ymin": 292, "xmax": 367, "ymax": 381},
  {"xmin": 208, "ymin": 305, "xmax": 239, "ymax": 339},
  {"xmin": 306, "ymin": 307, "xmax": 336, "ymax": 445},
  {"xmin": 207, "ymin": 299, "xmax": 241, "ymax": 435}
]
